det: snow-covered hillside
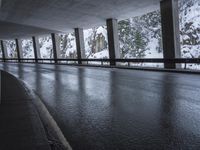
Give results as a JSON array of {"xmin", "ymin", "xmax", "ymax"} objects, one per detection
[
  {"xmin": 5, "ymin": 40, "xmax": 17, "ymax": 58},
  {"xmin": 179, "ymin": 0, "xmax": 200, "ymax": 69},
  {"xmin": 21, "ymin": 39, "xmax": 34, "ymax": 58},
  {"xmin": 39, "ymin": 35, "xmax": 53, "ymax": 59},
  {"xmin": 84, "ymin": 26, "xmax": 108, "ymax": 58},
  {"xmin": 59, "ymin": 33, "xmax": 77, "ymax": 59}
]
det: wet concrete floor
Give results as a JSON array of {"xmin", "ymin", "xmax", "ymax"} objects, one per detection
[{"xmin": 0, "ymin": 63, "xmax": 200, "ymax": 150}]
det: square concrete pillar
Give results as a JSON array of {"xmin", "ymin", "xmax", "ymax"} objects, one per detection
[
  {"xmin": 15, "ymin": 39, "xmax": 23, "ymax": 62},
  {"xmin": 106, "ymin": 19, "xmax": 120, "ymax": 66},
  {"xmin": 75, "ymin": 28, "xmax": 85, "ymax": 64},
  {"xmin": 32, "ymin": 36, "xmax": 41, "ymax": 62},
  {"xmin": 160, "ymin": 0, "xmax": 181, "ymax": 69},
  {"xmin": 51, "ymin": 33, "xmax": 61, "ymax": 63},
  {"xmin": 1, "ymin": 40, "xmax": 8, "ymax": 62},
  {"xmin": 0, "ymin": 70, "xmax": 2, "ymax": 104}
]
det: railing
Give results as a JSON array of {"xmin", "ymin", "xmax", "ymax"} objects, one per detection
[{"xmin": 0, "ymin": 58, "xmax": 200, "ymax": 69}]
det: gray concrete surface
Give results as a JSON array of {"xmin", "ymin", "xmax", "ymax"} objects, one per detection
[
  {"xmin": 75, "ymin": 28, "xmax": 86, "ymax": 64},
  {"xmin": 0, "ymin": 20, "xmax": 59, "ymax": 39},
  {"xmin": 0, "ymin": 0, "xmax": 160, "ymax": 39},
  {"xmin": 107, "ymin": 19, "xmax": 120, "ymax": 65},
  {"xmin": 0, "ymin": 70, "xmax": 51, "ymax": 150},
  {"xmin": 0, "ymin": 63, "xmax": 200, "ymax": 150},
  {"xmin": 161, "ymin": 0, "xmax": 181, "ymax": 69},
  {"xmin": 0, "ymin": 71, "xmax": 1, "ymax": 104}
]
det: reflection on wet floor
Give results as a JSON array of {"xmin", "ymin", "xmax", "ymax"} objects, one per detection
[{"xmin": 0, "ymin": 63, "xmax": 200, "ymax": 150}]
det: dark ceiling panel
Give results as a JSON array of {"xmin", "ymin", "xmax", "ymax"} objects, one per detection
[{"xmin": 0, "ymin": 21, "xmax": 60, "ymax": 39}]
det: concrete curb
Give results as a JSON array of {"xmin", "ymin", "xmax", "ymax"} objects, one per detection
[
  {"xmin": 5, "ymin": 62, "xmax": 200, "ymax": 75},
  {"xmin": 3, "ymin": 71, "xmax": 72, "ymax": 150}
]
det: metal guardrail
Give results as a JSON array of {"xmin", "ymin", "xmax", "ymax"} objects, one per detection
[{"xmin": 0, "ymin": 58, "xmax": 200, "ymax": 69}]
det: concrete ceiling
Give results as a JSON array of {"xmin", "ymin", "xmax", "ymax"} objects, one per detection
[{"xmin": 0, "ymin": 0, "xmax": 161, "ymax": 39}]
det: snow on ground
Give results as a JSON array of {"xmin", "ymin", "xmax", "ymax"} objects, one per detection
[
  {"xmin": 5, "ymin": 40, "xmax": 17, "ymax": 58},
  {"xmin": 96, "ymin": 26, "xmax": 108, "ymax": 42},
  {"xmin": 21, "ymin": 39, "xmax": 34, "ymax": 58},
  {"xmin": 39, "ymin": 36, "xmax": 53, "ymax": 59},
  {"xmin": 88, "ymin": 49, "xmax": 109, "ymax": 59},
  {"xmin": 179, "ymin": 0, "xmax": 200, "ymax": 69},
  {"xmin": 145, "ymin": 38, "xmax": 163, "ymax": 58},
  {"xmin": 181, "ymin": 45, "xmax": 200, "ymax": 58},
  {"xmin": 84, "ymin": 28, "xmax": 93, "ymax": 56},
  {"xmin": 84, "ymin": 26, "xmax": 108, "ymax": 58},
  {"xmin": 59, "ymin": 33, "xmax": 77, "ymax": 58}
]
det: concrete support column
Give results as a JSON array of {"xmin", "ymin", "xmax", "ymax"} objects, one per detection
[
  {"xmin": 51, "ymin": 33, "xmax": 60, "ymax": 63},
  {"xmin": 75, "ymin": 28, "xmax": 85, "ymax": 64},
  {"xmin": 160, "ymin": 0, "xmax": 181, "ymax": 69},
  {"xmin": 32, "ymin": 36, "xmax": 41, "ymax": 63},
  {"xmin": 1, "ymin": 40, "xmax": 8, "ymax": 62},
  {"xmin": 15, "ymin": 39, "xmax": 23, "ymax": 62},
  {"xmin": 0, "ymin": 70, "xmax": 2, "ymax": 104},
  {"xmin": 106, "ymin": 19, "xmax": 120, "ymax": 66}
]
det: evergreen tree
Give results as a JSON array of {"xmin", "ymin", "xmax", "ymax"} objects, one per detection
[
  {"xmin": 118, "ymin": 19, "xmax": 136, "ymax": 58},
  {"xmin": 134, "ymin": 30, "xmax": 146, "ymax": 58}
]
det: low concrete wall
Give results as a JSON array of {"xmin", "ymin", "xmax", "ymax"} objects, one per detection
[{"xmin": 2, "ymin": 70, "xmax": 72, "ymax": 150}]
